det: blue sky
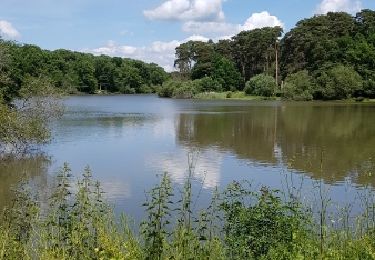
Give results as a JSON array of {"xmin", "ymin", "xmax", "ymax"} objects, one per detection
[{"xmin": 1, "ymin": 0, "xmax": 374, "ymax": 70}]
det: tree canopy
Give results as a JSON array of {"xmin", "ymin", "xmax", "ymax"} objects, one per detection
[
  {"xmin": 0, "ymin": 39, "xmax": 169, "ymax": 98},
  {"xmin": 173, "ymin": 9, "xmax": 375, "ymax": 100}
]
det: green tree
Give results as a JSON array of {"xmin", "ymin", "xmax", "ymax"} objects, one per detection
[
  {"xmin": 0, "ymin": 40, "xmax": 13, "ymax": 103},
  {"xmin": 280, "ymin": 12, "xmax": 355, "ymax": 77},
  {"xmin": 75, "ymin": 57, "xmax": 97, "ymax": 93},
  {"xmin": 233, "ymin": 27, "xmax": 283, "ymax": 81},
  {"xmin": 212, "ymin": 56, "xmax": 242, "ymax": 91},
  {"xmin": 174, "ymin": 41, "xmax": 195, "ymax": 77},
  {"xmin": 149, "ymin": 63, "xmax": 168, "ymax": 86},
  {"xmin": 191, "ymin": 41, "xmax": 215, "ymax": 79},
  {"xmin": 0, "ymin": 76, "xmax": 63, "ymax": 156}
]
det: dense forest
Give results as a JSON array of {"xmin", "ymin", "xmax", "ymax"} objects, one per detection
[
  {"xmin": 1, "ymin": 10, "xmax": 375, "ymax": 101},
  {"xmin": 168, "ymin": 9, "xmax": 375, "ymax": 100},
  {"xmin": 0, "ymin": 40, "xmax": 169, "ymax": 103}
]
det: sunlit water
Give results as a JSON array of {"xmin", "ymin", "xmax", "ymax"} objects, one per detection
[{"xmin": 1, "ymin": 95, "xmax": 374, "ymax": 220}]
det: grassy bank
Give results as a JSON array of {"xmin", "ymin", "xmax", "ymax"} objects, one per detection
[
  {"xmin": 193, "ymin": 91, "xmax": 272, "ymax": 100},
  {"xmin": 1, "ymin": 164, "xmax": 375, "ymax": 259},
  {"xmin": 194, "ymin": 92, "xmax": 375, "ymax": 102}
]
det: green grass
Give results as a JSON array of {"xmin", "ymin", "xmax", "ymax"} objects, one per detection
[{"xmin": 1, "ymin": 163, "xmax": 375, "ymax": 259}]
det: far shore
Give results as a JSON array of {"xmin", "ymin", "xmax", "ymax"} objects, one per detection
[{"xmin": 65, "ymin": 90, "xmax": 375, "ymax": 103}]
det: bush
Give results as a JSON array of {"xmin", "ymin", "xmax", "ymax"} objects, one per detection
[
  {"xmin": 244, "ymin": 74, "xmax": 276, "ymax": 97},
  {"xmin": 194, "ymin": 77, "xmax": 222, "ymax": 92},
  {"xmin": 283, "ymin": 70, "xmax": 315, "ymax": 101},
  {"xmin": 158, "ymin": 80, "xmax": 201, "ymax": 99},
  {"xmin": 157, "ymin": 80, "xmax": 181, "ymax": 98},
  {"xmin": 221, "ymin": 183, "xmax": 307, "ymax": 259},
  {"xmin": 316, "ymin": 65, "xmax": 363, "ymax": 100},
  {"xmin": 139, "ymin": 84, "xmax": 153, "ymax": 94},
  {"xmin": 172, "ymin": 82, "xmax": 198, "ymax": 99}
]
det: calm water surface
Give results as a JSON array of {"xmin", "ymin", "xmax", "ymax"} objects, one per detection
[{"xmin": 1, "ymin": 95, "xmax": 374, "ymax": 219}]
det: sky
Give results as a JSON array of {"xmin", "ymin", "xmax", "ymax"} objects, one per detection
[{"xmin": 1, "ymin": 0, "xmax": 374, "ymax": 71}]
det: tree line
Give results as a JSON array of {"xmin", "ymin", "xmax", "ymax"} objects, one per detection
[
  {"xmin": 0, "ymin": 40, "xmax": 169, "ymax": 103},
  {"xmin": 171, "ymin": 9, "xmax": 375, "ymax": 100}
]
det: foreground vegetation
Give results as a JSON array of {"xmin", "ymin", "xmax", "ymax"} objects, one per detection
[{"xmin": 1, "ymin": 162, "xmax": 375, "ymax": 260}]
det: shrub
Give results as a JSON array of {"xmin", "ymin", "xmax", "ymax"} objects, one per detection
[
  {"xmin": 316, "ymin": 65, "xmax": 363, "ymax": 100},
  {"xmin": 157, "ymin": 80, "xmax": 182, "ymax": 98},
  {"xmin": 139, "ymin": 84, "xmax": 153, "ymax": 94},
  {"xmin": 244, "ymin": 74, "xmax": 276, "ymax": 97},
  {"xmin": 194, "ymin": 77, "xmax": 222, "ymax": 92},
  {"xmin": 283, "ymin": 70, "xmax": 315, "ymax": 101},
  {"xmin": 158, "ymin": 80, "xmax": 205, "ymax": 99},
  {"xmin": 172, "ymin": 82, "xmax": 198, "ymax": 99},
  {"xmin": 221, "ymin": 182, "xmax": 308, "ymax": 259}
]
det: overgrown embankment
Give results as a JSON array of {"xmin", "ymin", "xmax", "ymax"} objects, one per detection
[{"xmin": 1, "ymin": 163, "xmax": 375, "ymax": 259}]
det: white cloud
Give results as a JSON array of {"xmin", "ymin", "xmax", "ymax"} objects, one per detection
[
  {"xmin": 144, "ymin": 0, "xmax": 225, "ymax": 21},
  {"xmin": 182, "ymin": 11, "xmax": 284, "ymax": 39},
  {"xmin": 241, "ymin": 11, "xmax": 284, "ymax": 31},
  {"xmin": 0, "ymin": 20, "xmax": 20, "ymax": 39},
  {"xmin": 185, "ymin": 35, "xmax": 210, "ymax": 42},
  {"xmin": 182, "ymin": 21, "xmax": 240, "ymax": 35},
  {"xmin": 316, "ymin": 0, "xmax": 362, "ymax": 14},
  {"xmin": 90, "ymin": 40, "xmax": 137, "ymax": 56},
  {"xmin": 84, "ymin": 37, "xmax": 203, "ymax": 72}
]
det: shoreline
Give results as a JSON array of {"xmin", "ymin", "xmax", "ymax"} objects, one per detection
[{"xmin": 66, "ymin": 91, "xmax": 375, "ymax": 103}]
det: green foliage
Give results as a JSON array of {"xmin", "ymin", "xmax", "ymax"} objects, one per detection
[
  {"xmin": 172, "ymin": 81, "xmax": 199, "ymax": 99},
  {"xmin": 0, "ymin": 75, "xmax": 63, "ymax": 156},
  {"xmin": 316, "ymin": 64, "xmax": 363, "ymax": 100},
  {"xmin": 193, "ymin": 77, "xmax": 222, "ymax": 92},
  {"xmin": 1, "ymin": 41, "xmax": 168, "ymax": 96},
  {"xmin": 212, "ymin": 56, "xmax": 243, "ymax": 91},
  {"xmin": 283, "ymin": 70, "xmax": 315, "ymax": 101},
  {"xmin": 158, "ymin": 78, "xmax": 222, "ymax": 99},
  {"xmin": 233, "ymin": 27, "xmax": 283, "ymax": 81},
  {"xmin": 158, "ymin": 80, "xmax": 177, "ymax": 98},
  {"xmin": 280, "ymin": 12, "xmax": 355, "ymax": 76},
  {"xmin": 141, "ymin": 173, "xmax": 173, "ymax": 259},
  {"xmin": 244, "ymin": 74, "xmax": 276, "ymax": 97},
  {"xmin": 0, "ymin": 41, "xmax": 14, "ymax": 103},
  {"xmin": 171, "ymin": 10, "xmax": 375, "ymax": 100},
  {"xmin": 2, "ymin": 164, "xmax": 375, "ymax": 259}
]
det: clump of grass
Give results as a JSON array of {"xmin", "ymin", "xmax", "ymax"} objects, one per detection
[{"xmin": 1, "ymin": 162, "xmax": 375, "ymax": 259}]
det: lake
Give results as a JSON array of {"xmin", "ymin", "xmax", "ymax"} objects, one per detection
[{"xmin": 0, "ymin": 95, "xmax": 374, "ymax": 219}]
